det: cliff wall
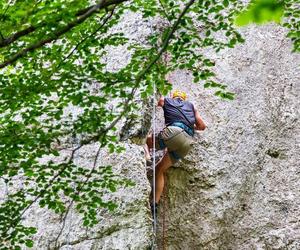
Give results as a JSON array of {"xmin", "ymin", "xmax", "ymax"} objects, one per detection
[{"xmin": 3, "ymin": 11, "xmax": 299, "ymax": 250}]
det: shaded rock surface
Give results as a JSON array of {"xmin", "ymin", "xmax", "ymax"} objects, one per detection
[{"xmin": 156, "ymin": 24, "xmax": 300, "ymax": 250}]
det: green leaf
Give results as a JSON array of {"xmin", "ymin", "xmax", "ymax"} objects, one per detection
[
  {"xmin": 107, "ymin": 202, "xmax": 117, "ymax": 211},
  {"xmin": 203, "ymin": 59, "xmax": 215, "ymax": 67},
  {"xmin": 229, "ymin": 38, "xmax": 237, "ymax": 47},
  {"xmin": 0, "ymin": 0, "xmax": 298, "ymax": 248},
  {"xmin": 25, "ymin": 240, "xmax": 34, "ymax": 248},
  {"xmin": 235, "ymin": 0, "xmax": 284, "ymax": 26},
  {"xmin": 223, "ymin": 0, "xmax": 229, "ymax": 8},
  {"xmin": 108, "ymin": 183, "xmax": 117, "ymax": 192},
  {"xmin": 204, "ymin": 82, "xmax": 211, "ymax": 88},
  {"xmin": 52, "ymin": 151, "xmax": 60, "ymax": 156},
  {"xmin": 83, "ymin": 220, "xmax": 89, "ymax": 226}
]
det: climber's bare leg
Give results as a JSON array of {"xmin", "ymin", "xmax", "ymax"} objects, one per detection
[
  {"xmin": 144, "ymin": 133, "xmax": 173, "ymax": 203},
  {"xmin": 155, "ymin": 151, "xmax": 172, "ymax": 203},
  {"xmin": 146, "ymin": 133, "xmax": 154, "ymax": 149},
  {"xmin": 143, "ymin": 145, "xmax": 151, "ymax": 161},
  {"xmin": 143, "ymin": 134, "xmax": 153, "ymax": 160}
]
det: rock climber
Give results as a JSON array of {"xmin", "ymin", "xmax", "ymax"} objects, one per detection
[{"xmin": 144, "ymin": 90, "xmax": 206, "ymax": 215}]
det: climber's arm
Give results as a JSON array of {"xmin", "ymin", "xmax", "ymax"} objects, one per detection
[
  {"xmin": 157, "ymin": 96, "xmax": 164, "ymax": 107},
  {"xmin": 194, "ymin": 109, "xmax": 206, "ymax": 131}
]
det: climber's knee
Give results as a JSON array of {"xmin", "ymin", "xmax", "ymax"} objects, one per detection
[
  {"xmin": 156, "ymin": 152, "xmax": 172, "ymax": 175},
  {"xmin": 146, "ymin": 134, "xmax": 153, "ymax": 148}
]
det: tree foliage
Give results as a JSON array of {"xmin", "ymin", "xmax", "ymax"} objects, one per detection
[
  {"xmin": 0, "ymin": 0, "xmax": 298, "ymax": 248},
  {"xmin": 235, "ymin": 0, "xmax": 299, "ymax": 52},
  {"xmin": 235, "ymin": 0, "xmax": 285, "ymax": 25}
]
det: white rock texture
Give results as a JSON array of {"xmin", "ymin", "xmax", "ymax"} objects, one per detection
[
  {"xmin": 21, "ymin": 143, "xmax": 153, "ymax": 250},
  {"xmin": 7, "ymin": 12, "xmax": 299, "ymax": 250},
  {"xmin": 156, "ymin": 24, "xmax": 300, "ymax": 250}
]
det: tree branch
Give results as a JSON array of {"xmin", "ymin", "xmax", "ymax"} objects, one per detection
[
  {"xmin": 80, "ymin": 0, "xmax": 197, "ymax": 145},
  {"xmin": 53, "ymin": 144, "xmax": 101, "ymax": 248},
  {"xmin": 2, "ymin": 0, "xmax": 196, "ymax": 237},
  {"xmin": 54, "ymin": 6, "xmax": 116, "ymax": 71},
  {"xmin": 136, "ymin": 0, "xmax": 196, "ymax": 82},
  {"xmin": 1, "ymin": 18, "xmax": 116, "ymax": 219},
  {"xmin": 1, "ymin": 144, "xmax": 82, "ymax": 237},
  {"xmin": 0, "ymin": 26, "xmax": 36, "ymax": 47},
  {"xmin": 0, "ymin": 0, "xmax": 125, "ymax": 49},
  {"xmin": 158, "ymin": 0, "xmax": 173, "ymax": 23},
  {"xmin": 1, "ymin": 2, "xmax": 11, "ymax": 21},
  {"xmin": 0, "ymin": 31, "xmax": 4, "ymax": 41},
  {"xmin": 0, "ymin": 0, "xmax": 128, "ymax": 69},
  {"xmin": 53, "ymin": 200, "xmax": 74, "ymax": 249}
]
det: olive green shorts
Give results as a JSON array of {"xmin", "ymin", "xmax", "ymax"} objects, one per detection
[{"xmin": 155, "ymin": 126, "xmax": 194, "ymax": 163}]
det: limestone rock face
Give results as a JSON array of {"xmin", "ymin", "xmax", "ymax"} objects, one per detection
[
  {"xmin": 21, "ymin": 143, "xmax": 153, "ymax": 250},
  {"xmin": 3, "ymin": 11, "xmax": 299, "ymax": 250},
  {"xmin": 0, "ymin": 11, "xmax": 156, "ymax": 250},
  {"xmin": 157, "ymin": 24, "xmax": 300, "ymax": 250}
]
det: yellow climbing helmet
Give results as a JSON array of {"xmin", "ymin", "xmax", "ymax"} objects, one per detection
[{"xmin": 172, "ymin": 90, "xmax": 187, "ymax": 100}]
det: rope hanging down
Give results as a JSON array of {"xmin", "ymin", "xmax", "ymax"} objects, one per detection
[
  {"xmin": 151, "ymin": 91, "xmax": 169, "ymax": 250},
  {"xmin": 162, "ymin": 173, "xmax": 168, "ymax": 250},
  {"xmin": 151, "ymin": 80, "xmax": 157, "ymax": 249}
]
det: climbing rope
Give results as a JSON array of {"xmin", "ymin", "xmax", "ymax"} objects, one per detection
[
  {"xmin": 151, "ymin": 79, "xmax": 157, "ymax": 249},
  {"xmin": 162, "ymin": 172, "xmax": 168, "ymax": 250},
  {"xmin": 148, "ymin": 14, "xmax": 158, "ymax": 249},
  {"xmin": 160, "ymin": 65, "xmax": 174, "ymax": 250}
]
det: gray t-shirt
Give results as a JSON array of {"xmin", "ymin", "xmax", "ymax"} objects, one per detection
[{"xmin": 163, "ymin": 97, "xmax": 196, "ymax": 129}]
